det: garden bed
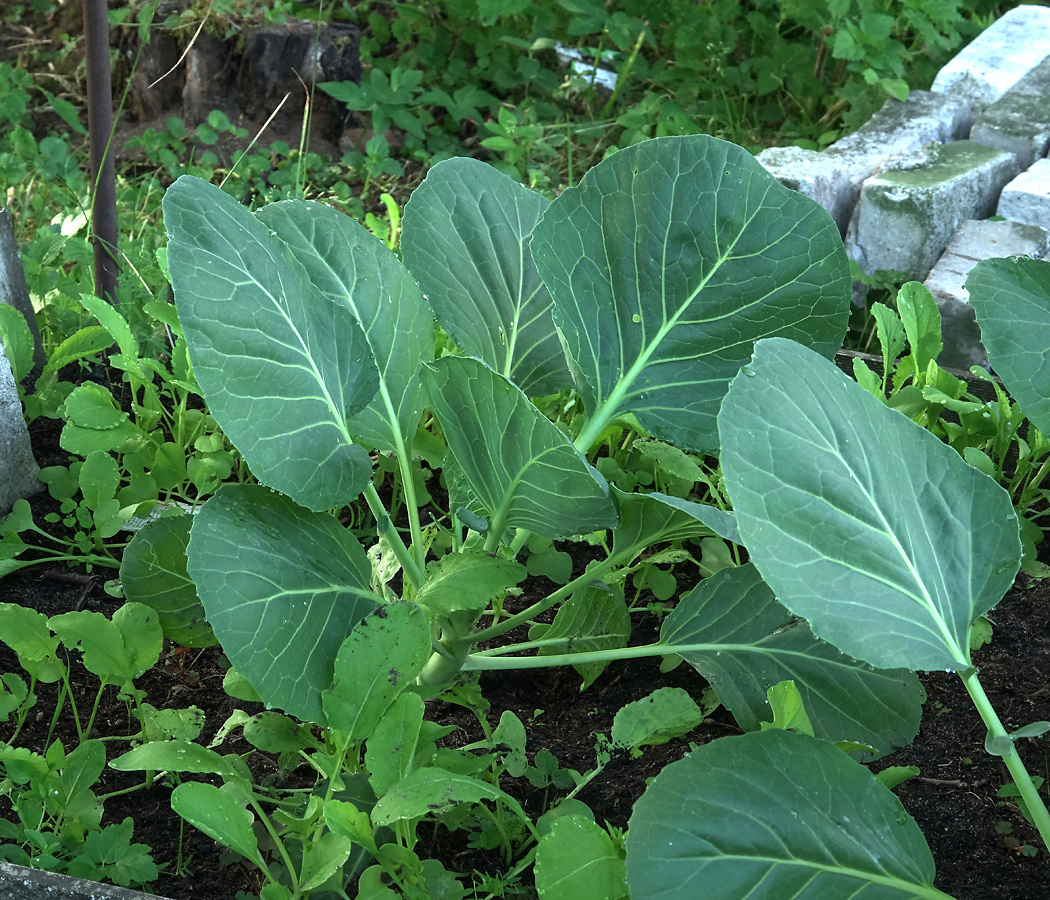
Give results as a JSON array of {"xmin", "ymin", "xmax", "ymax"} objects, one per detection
[{"xmin": 2, "ymin": 408, "xmax": 1049, "ymax": 900}]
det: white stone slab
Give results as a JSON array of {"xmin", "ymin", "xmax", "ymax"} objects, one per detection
[
  {"xmin": 931, "ymin": 5, "xmax": 1050, "ymax": 109},
  {"xmin": 997, "ymin": 157, "xmax": 1050, "ymax": 229},
  {"xmin": 971, "ymin": 56, "xmax": 1050, "ymax": 168},
  {"xmin": 924, "ymin": 217, "xmax": 1050, "ymax": 371},
  {"xmin": 0, "ymin": 341, "xmax": 40, "ymax": 516},
  {"xmin": 755, "ymin": 146, "xmax": 853, "ymax": 234},
  {"xmin": 845, "ymin": 141, "xmax": 1018, "ymax": 281},
  {"xmin": 758, "ymin": 91, "xmax": 972, "ymax": 235}
]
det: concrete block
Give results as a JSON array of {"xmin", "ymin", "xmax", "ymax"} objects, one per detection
[
  {"xmin": 971, "ymin": 56, "xmax": 1050, "ymax": 168},
  {"xmin": 931, "ymin": 5, "xmax": 1050, "ymax": 109},
  {"xmin": 755, "ymin": 146, "xmax": 853, "ymax": 234},
  {"xmin": 997, "ymin": 157, "xmax": 1050, "ymax": 229},
  {"xmin": 923, "ymin": 219, "xmax": 1050, "ymax": 370},
  {"xmin": 0, "ymin": 341, "xmax": 40, "ymax": 516},
  {"xmin": 822, "ymin": 90, "xmax": 972, "ymax": 217},
  {"xmin": 845, "ymin": 141, "xmax": 1019, "ymax": 281},
  {"xmin": 0, "ymin": 862, "xmax": 172, "ymax": 900}
]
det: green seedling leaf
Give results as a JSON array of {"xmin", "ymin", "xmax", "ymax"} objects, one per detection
[
  {"xmin": 401, "ymin": 156, "xmax": 570, "ymax": 396},
  {"xmin": 164, "ymin": 175, "xmax": 378, "ymax": 511},
  {"xmin": 415, "ymin": 550, "xmax": 527, "ymax": 617},
  {"xmin": 0, "ymin": 672, "xmax": 28, "ymax": 721},
  {"xmin": 424, "ymin": 356, "xmax": 616, "ymax": 539},
  {"xmin": 632, "ymin": 440, "xmax": 704, "ymax": 484},
  {"xmin": 896, "ymin": 282, "xmax": 942, "ymax": 385},
  {"xmin": 120, "ymin": 515, "xmax": 216, "ymax": 648},
  {"xmin": 60, "ymin": 383, "xmax": 145, "ymax": 455},
  {"xmin": 852, "ymin": 357, "xmax": 882, "ymax": 398},
  {"xmin": 38, "ymin": 87, "xmax": 87, "ymax": 135},
  {"xmin": 322, "ymin": 602, "xmax": 430, "ymax": 739},
  {"xmin": 188, "ymin": 484, "xmax": 377, "ymax": 724},
  {"xmin": 110, "ymin": 739, "xmax": 239, "ymax": 778},
  {"xmin": 171, "ymin": 781, "xmax": 263, "ymax": 867},
  {"xmin": 532, "ymin": 583, "xmax": 630, "ymax": 689},
  {"xmin": 611, "ymin": 687, "xmax": 703, "ymax": 755},
  {"xmin": 969, "ymin": 613, "xmax": 993, "ymax": 650},
  {"xmin": 0, "ymin": 744, "xmax": 48, "ymax": 784},
  {"xmin": 455, "ymin": 507, "xmax": 488, "ymax": 533},
  {"xmin": 0, "ymin": 304, "xmax": 34, "ymax": 382},
  {"xmin": 299, "ymin": 830, "xmax": 355, "ymax": 892},
  {"xmin": 52, "ymin": 739, "xmax": 105, "ymax": 821},
  {"xmin": 223, "ymin": 668, "xmax": 263, "ymax": 703},
  {"xmin": 371, "ymin": 767, "xmax": 521, "ymax": 826},
  {"xmin": 719, "ymin": 338, "xmax": 1021, "ymax": 672},
  {"xmin": 535, "ymin": 815, "xmax": 628, "ymax": 900},
  {"xmin": 257, "ymin": 199, "xmax": 433, "ymax": 455},
  {"xmin": 492, "ymin": 710, "xmax": 528, "ymax": 777},
  {"xmin": 77, "ymin": 292, "xmax": 139, "ymax": 373},
  {"xmin": 526, "ymin": 545, "xmax": 573, "ymax": 583},
  {"xmin": 870, "ymin": 302, "xmax": 906, "ymax": 388},
  {"xmin": 79, "ymin": 449, "xmax": 120, "ymax": 511},
  {"xmin": 610, "ymin": 489, "xmax": 738, "ymax": 562},
  {"xmin": 69, "ymin": 818, "xmax": 158, "ymax": 888},
  {"xmin": 531, "ymin": 134, "xmax": 850, "ymax": 452},
  {"xmin": 48, "ymin": 602, "xmax": 162, "ymax": 688},
  {"xmin": 876, "ymin": 766, "xmax": 921, "ymax": 790},
  {"xmin": 967, "ymin": 257, "xmax": 1050, "ymax": 437},
  {"xmin": 662, "ymin": 564, "xmax": 922, "ymax": 759},
  {"xmin": 0, "ymin": 603, "xmax": 64, "ymax": 682},
  {"xmin": 626, "ymin": 730, "xmax": 938, "ymax": 900},
  {"xmin": 243, "ymin": 711, "xmax": 319, "ymax": 753},
  {"xmin": 759, "ymin": 680, "xmax": 813, "ymax": 734},
  {"xmin": 140, "ymin": 704, "xmax": 206, "ymax": 742},
  {"xmin": 365, "ymin": 691, "xmax": 425, "ymax": 797},
  {"xmin": 324, "ymin": 799, "xmax": 378, "ymax": 855}
]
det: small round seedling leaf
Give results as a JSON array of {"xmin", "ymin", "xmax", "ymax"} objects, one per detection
[{"xmin": 626, "ymin": 730, "xmax": 938, "ymax": 900}]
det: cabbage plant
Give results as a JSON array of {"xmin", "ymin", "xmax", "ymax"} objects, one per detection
[
  {"xmin": 625, "ymin": 332, "xmax": 1050, "ymax": 899},
  {"xmin": 123, "ymin": 135, "xmax": 941, "ymax": 894}
]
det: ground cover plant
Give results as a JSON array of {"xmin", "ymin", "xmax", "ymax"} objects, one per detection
[{"xmin": 3, "ymin": 1, "xmax": 1050, "ymax": 898}]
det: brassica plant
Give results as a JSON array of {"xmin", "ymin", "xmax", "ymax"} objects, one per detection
[
  {"xmin": 122, "ymin": 135, "xmax": 941, "ymax": 894},
  {"xmin": 625, "ymin": 331, "xmax": 1050, "ymax": 899}
]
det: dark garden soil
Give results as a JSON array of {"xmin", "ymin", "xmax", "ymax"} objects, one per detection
[{"xmin": 3, "ymin": 417, "xmax": 1050, "ymax": 900}]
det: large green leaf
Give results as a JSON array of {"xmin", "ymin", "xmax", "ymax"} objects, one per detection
[
  {"xmin": 256, "ymin": 200, "xmax": 433, "ymax": 454},
  {"xmin": 187, "ymin": 484, "xmax": 377, "ymax": 724},
  {"xmin": 120, "ymin": 515, "xmax": 217, "ymax": 648},
  {"xmin": 164, "ymin": 175, "xmax": 377, "ymax": 511},
  {"xmin": 402, "ymin": 157, "xmax": 570, "ymax": 397},
  {"xmin": 719, "ymin": 338, "xmax": 1021, "ymax": 672},
  {"xmin": 423, "ymin": 356, "xmax": 617, "ymax": 539},
  {"xmin": 626, "ymin": 730, "xmax": 944, "ymax": 900},
  {"xmin": 662, "ymin": 565, "xmax": 922, "ymax": 759},
  {"xmin": 530, "ymin": 135, "xmax": 850, "ymax": 452},
  {"xmin": 967, "ymin": 256, "xmax": 1050, "ymax": 436}
]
